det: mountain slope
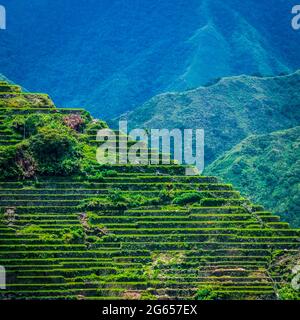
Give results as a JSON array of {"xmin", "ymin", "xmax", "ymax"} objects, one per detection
[
  {"xmin": 205, "ymin": 127, "xmax": 300, "ymax": 227},
  {"xmin": 124, "ymin": 71, "xmax": 300, "ymax": 164},
  {"xmin": 0, "ymin": 80, "xmax": 299, "ymax": 300},
  {"xmin": 0, "ymin": 73, "xmax": 11, "ymax": 82},
  {"xmin": 0, "ymin": 0, "xmax": 299, "ymax": 117}
]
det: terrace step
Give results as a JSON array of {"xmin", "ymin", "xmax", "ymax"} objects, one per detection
[{"xmin": 0, "ymin": 99, "xmax": 296, "ymax": 300}]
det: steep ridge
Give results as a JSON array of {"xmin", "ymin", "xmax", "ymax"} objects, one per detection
[
  {"xmin": 124, "ymin": 71, "xmax": 300, "ymax": 164},
  {"xmin": 0, "ymin": 82, "xmax": 299, "ymax": 300},
  {"xmin": 205, "ymin": 127, "xmax": 300, "ymax": 228},
  {"xmin": 0, "ymin": 74, "xmax": 8, "ymax": 81},
  {"xmin": 0, "ymin": 0, "xmax": 299, "ymax": 117}
]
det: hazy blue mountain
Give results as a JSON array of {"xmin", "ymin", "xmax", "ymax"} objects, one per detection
[
  {"xmin": 0, "ymin": 73, "xmax": 10, "ymax": 81},
  {"xmin": 124, "ymin": 71, "xmax": 300, "ymax": 164},
  {"xmin": 0, "ymin": 0, "xmax": 299, "ymax": 118},
  {"xmin": 205, "ymin": 127, "xmax": 300, "ymax": 227}
]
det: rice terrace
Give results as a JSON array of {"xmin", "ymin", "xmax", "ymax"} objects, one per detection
[{"xmin": 0, "ymin": 82, "xmax": 299, "ymax": 300}]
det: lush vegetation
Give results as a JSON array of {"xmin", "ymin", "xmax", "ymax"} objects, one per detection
[
  {"xmin": 1, "ymin": 1, "xmax": 300, "ymax": 118},
  {"xmin": 0, "ymin": 93, "xmax": 54, "ymax": 109},
  {"xmin": 0, "ymin": 107, "xmax": 108, "ymax": 180},
  {"xmin": 205, "ymin": 127, "xmax": 300, "ymax": 227},
  {"xmin": 0, "ymin": 82, "xmax": 299, "ymax": 300},
  {"xmin": 125, "ymin": 71, "xmax": 300, "ymax": 230},
  {"xmin": 125, "ymin": 71, "xmax": 300, "ymax": 164}
]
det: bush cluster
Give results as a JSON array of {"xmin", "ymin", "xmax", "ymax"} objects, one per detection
[
  {"xmin": 172, "ymin": 192, "xmax": 203, "ymax": 205},
  {"xmin": 0, "ymin": 112, "xmax": 103, "ymax": 179}
]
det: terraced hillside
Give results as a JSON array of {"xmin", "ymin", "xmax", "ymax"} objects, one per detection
[
  {"xmin": 0, "ymin": 82, "xmax": 299, "ymax": 300},
  {"xmin": 0, "ymin": 81, "xmax": 54, "ymax": 109}
]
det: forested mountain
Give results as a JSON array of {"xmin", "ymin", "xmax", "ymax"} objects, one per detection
[
  {"xmin": 124, "ymin": 71, "xmax": 300, "ymax": 164},
  {"xmin": 0, "ymin": 0, "xmax": 299, "ymax": 118},
  {"xmin": 205, "ymin": 127, "xmax": 300, "ymax": 227}
]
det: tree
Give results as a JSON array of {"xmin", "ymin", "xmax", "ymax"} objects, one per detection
[{"xmin": 28, "ymin": 126, "xmax": 82, "ymax": 175}]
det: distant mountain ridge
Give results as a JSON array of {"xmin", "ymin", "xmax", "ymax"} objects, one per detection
[
  {"xmin": 124, "ymin": 70, "xmax": 300, "ymax": 164},
  {"xmin": 0, "ymin": 0, "xmax": 299, "ymax": 118},
  {"xmin": 0, "ymin": 73, "xmax": 11, "ymax": 82}
]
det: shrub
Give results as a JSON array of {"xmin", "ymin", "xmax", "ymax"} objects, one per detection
[
  {"xmin": 0, "ymin": 143, "xmax": 37, "ymax": 179},
  {"xmin": 109, "ymin": 189, "xmax": 126, "ymax": 203},
  {"xmin": 140, "ymin": 292, "xmax": 157, "ymax": 300},
  {"xmin": 11, "ymin": 114, "xmax": 62, "ymax": 138},
  {"xmin": 28, "ymin": 126, "xmax": 82, "ymax": 175},
  {"xmin": 63, "ymin": 114, "xmax": 85, "ymax": 132},
  {"xmin": 85, "ymin": 119, "xmax": 108, "ymax": 134},
  {"xmin": 87, "ymin": 172, "xmax": 104, "ymax": 181},
  {"xmin": 0, "ymin": 145, "xmax": 21, "ymax": 179},
  {"xmin": 62, "ymin": 227, "xmax": 85, "ymax": 244},
  {"xmin": 195, "ymin": 286, "xmax": 222, "ymax": 300},
  {"xmin": 278, "ymin": 286, "xmax": 300, "ymax": 300},
  {"xmin": 11, "ymin": 114, "xmax": 43, "ymax": 138},
  {"xmin": 15, "ymin": 145, "xmax": 37, "ymax": 178},
  {"xmin": 172, "ymin": 192, "xmax": 203, "ymax": 205},
  {"xmin": 103, "ymin": 170, "xmax": 118, "ymax": 177},
  {"xmin": 18, "ymin": 224, "xmax": 44, "ymax": 235},
  {"xmin": 159, "ymin": 188, "xmax": 174, "ymax": 203}
]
